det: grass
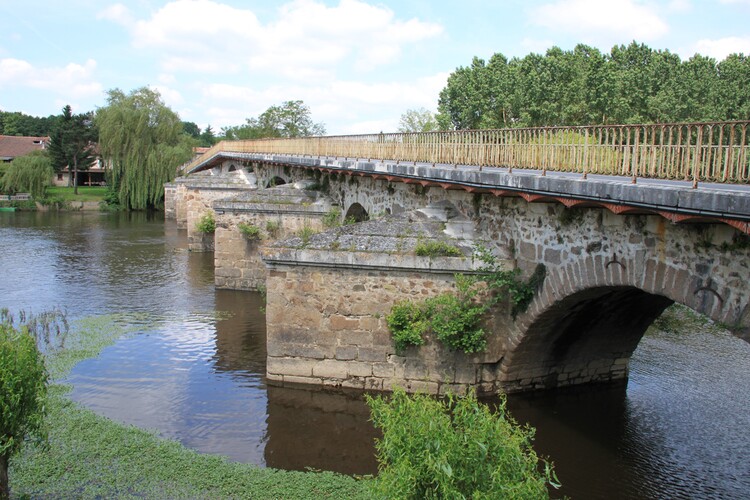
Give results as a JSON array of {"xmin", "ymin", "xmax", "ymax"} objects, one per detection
[
  {"xmin": 44, "ymin": 186, "xmax": 108, "ymax": 203},
  {"xmin": 8, "ymin": 315, "xmax": 370, "ymax": 499}
]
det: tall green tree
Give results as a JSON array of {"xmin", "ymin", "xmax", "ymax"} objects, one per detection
[
  {"xmin": 258, "ymin": 100, "xmax": 326, "ymax": 137},
  {"xmin": 0, "ymin": 323, "xmax": 49, "ymax": 499},
  {"xmin": 96, "ymin": 87, "xmax": 192, "ymax": 210},
  {"xmin": 398, "ymin": 107, "xmax": 438, "ymax": 132},
  {"xmin": 47, "ymin": 105, "xmax": 97, "ymax": 194},
  {"xmin": 199, "ymin": 125, "xmax": 216, "ymax": 146},
  {"xmin": 221, "ymin": 100, "xmax": 326, "ymax": 140},
  {"xmin": 1, "ymin": 150, "xmax": 54, "ymax": 199}
]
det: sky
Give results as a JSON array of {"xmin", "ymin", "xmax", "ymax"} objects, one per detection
[{"xmin": 1, "ymin": 0, "xmax": 749, "ymax": 135}]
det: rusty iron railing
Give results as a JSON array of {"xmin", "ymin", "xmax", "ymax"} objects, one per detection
[{"xmin": 188, "ymin": 121, "xmax": 750, "ymax": 186}]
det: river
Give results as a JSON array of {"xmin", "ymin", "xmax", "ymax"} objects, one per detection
[{"xmin": 1, "ymin": 211, "xmax": 748, "ymax": 499}]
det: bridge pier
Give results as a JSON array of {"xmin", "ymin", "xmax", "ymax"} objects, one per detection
[
  {"xmin": 261, "ymin": 211, "xmax": 522, "ymax": 395},
  {"xmin": 213, "ymin": 182, "xmax": 333, "ymax": 291}
]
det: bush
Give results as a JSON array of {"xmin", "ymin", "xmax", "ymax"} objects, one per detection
[
  {"xmin": 322, "ymin": 207, "xmax": 342, "ymax": 228},
  {"xmin": 386, "ymin": 301, "xmax": 428, "ymax": 354},
  {"xmin": 0, "ymin": 323, "xmax": 49, "ymax": 498},
  {"xmin": 415, "ymin": 240, "xmax": 463, "ymax": 257},
  {"xmin": 365, "ymin": 388, "xmax": 558, "ymax": 499},
  {"xmin": 1, "ymin": 151, "xmax": 54, "ymax": 199},
  {"xmin": 238, "ymin": 222, "xmax": 262, "ymax": 240},
  {"xmin": 195, "ymin": 212, "xmax": 215, "ymax": 233},
  {"xmin": 426, "ymin": 275, "xmax": 487, "ymax": 353},
  {"xmin": 265, "ymin": 220, "xmax": 281, "ymax": 236}
]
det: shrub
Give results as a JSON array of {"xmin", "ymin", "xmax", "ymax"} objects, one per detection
[
  {"xmin": 195, "ymin": 212, "xmax": 215, "ymax": 233},
  {"xmin": 425, "ymin": 275, "xmax": 487, "ymax": 353},
  {"xmin": 322, "ymin": 207, "xmax": 342, "ymax": 228},
  {"xmin": 415, "ymin": 240, "xmax": 462, "ymax": 257},
  {"xmin": 296, "ymin": 225, "xmax": 317, "ymax": 246},
  {"xmin": 0, "ymin": 323, "xmax": 49, "ymax": 498},
  {"xmin": 238, "ymin": 222, "xmax": 262, "ymax": 240},
  {"xmin": 365, "ymin": 387, "xmax": 558, "ymax": 499},
  {"xmin": 265, "ymin": 220, "xmax": 281, "ymax": 236},
  {"xmin": 386, "ymin": 301, "xmax": 428, "ymax": 354}
]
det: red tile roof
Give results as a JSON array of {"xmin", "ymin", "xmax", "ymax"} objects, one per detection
[{"xmin": 0, "ymin": 135, "xmax": 49, "ymax": 161}]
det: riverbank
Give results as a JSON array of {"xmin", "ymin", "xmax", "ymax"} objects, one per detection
[
  {"xmin": 0, "ymin": 186, "xmax": 111, "ymax": 211},
  {"xmin": 8, "ymin": 315, "xmax": 370, "ymax": 499}
]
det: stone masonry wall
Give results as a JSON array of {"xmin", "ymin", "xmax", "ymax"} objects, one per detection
[
  {"xmin": 215, "ymin": 209, "xmax": 328, "ymax": 290},
  {"xmin": 265, "ymin": 261, "xmax": 512, "ymax": 395}
]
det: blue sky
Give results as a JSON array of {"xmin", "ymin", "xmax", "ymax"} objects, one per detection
[{"xmin": 1, "ymin": 0, "xmax": 749, "ymax": 134}]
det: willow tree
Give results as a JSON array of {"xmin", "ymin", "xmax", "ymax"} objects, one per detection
[{"xmin": 96, "ymin": 87, "xmax": 192, "ymax": 210}]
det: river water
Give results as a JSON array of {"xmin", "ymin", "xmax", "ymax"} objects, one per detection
[{"xmin": 1, "ymin": 211, "xmax": 749, "ymax": 499}]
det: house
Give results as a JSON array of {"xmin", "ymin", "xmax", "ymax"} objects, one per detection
[
  {"xmin": 0, "ymin": 134, "xmax": 106, "ymax": 186},
  {"xmin": 0, "ymin": 135, "xmax": 48, "ymax": 162}
]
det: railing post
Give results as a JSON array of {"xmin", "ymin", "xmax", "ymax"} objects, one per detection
[{"xmin": 693, "ymin": 124, "xmax": 703, "ymax": 189}]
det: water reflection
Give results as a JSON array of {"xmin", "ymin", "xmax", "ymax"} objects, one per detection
[{"xmin": 265, "ymin": 384, "xmax": 379, "ymax": 475}]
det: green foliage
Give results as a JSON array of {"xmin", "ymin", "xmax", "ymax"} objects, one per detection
[
  {"xmin": 297, "ymin": 225, "xmax": 317, "ymax": 246},
  {"xmin": 221, "ymin": 100, "xmax": 326, "ymax": 140},
  {"xmin": 265, "ymin": 219, "xmax": 281, "ymax": 236},
  {"xmin": 398, "ymin": 107, "xmax": 439, "ymax": 132},
  {"xmin": 195, "ymin": 212, "xmax": 215, "ymax": 234},
  {"xmin": 365, "ymin": 387, "xmax": 557, "ymax": 499},
  {"xmin": 386, "ymin": 247, "xmax": 545, "ymax": 355},
  {"xmin": 47, "ymin": 105, "xmax": 97, "ymax": 194},
  {"xmin": 96, "ymin": 87, "xmax": 192, "ymax": 210},
  {"xmin": 0, "ymin": 323, "xmax": 49, "ymax": 498},
  {"xmin": 238, "ymin": 222, "xmax": 262, "ymax": 240},
  {"xmin": 386, "ymin": 302, "xmax": 428, "ymax": 353},
  {"xmin": 323, "ymin": 207, "xmax": 342, "ymax": 228},
  {"xmin": 0, "ymin": 110, "xmax": 59, "ymax": 137},
  {"xmin": 1, "ymin": 150, "xmax": 54, "ymax": 199},
  {"xmin": 438, "ymin": 42, "xmax": 750, "ymax": 129},
  {"xmin": 426, "ymin": 275, "xmax": 487, "ymax": 353},
  {"xmin": 415, "ymin": 240, "xmax": 463, "ymax": 258}
]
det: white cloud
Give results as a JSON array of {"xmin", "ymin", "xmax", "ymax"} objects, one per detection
[
  {"xmin": 97, "ymin": 3, "xmax": 135, "ymax": 27},
  {"xmin": 118, "ymin": 0, "xmax": 442, "ymax": 75},
  {"xmin": 718, "ymin": 0, "xmax": 750, "ymax": 4},
  {"xmin": 530, "ymin": 0, "xmax": 669, "ymax": 44},
  {"xmin": 197, "ymin": 71, "xmax": 448, "ymax": 134},
  {"xmin": 0, "ymin": 58, "xmax": 102, "ymax": 100},
  {"xmin": 687, "ymin": 36, "xmax": 750, "ymax": 59}
]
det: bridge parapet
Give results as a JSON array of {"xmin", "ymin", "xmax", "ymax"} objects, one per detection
[{"xmin": 188, "ymin": 121, "xmax": 750, "ymax": 186}]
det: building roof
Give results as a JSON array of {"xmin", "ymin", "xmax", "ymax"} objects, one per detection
[{"xmin": 0, "ymin": 135, "xmax": 48, "ymax": 161}]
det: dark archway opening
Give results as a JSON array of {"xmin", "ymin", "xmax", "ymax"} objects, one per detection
[
  {"xmin": 345, "ymin": 203, "xmax": 369, "ymax": 223},
  {"xmin": 507, "ymin": 286, "xmax": 674, "ymax": 391},
  {"xmin": 266, "ymin": 176, "xmax": 287, "ymax": 188}
]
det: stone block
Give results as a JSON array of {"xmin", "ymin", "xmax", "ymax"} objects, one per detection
[
  {"xmin": 329, "ymin": 315, "xmax": 360, "ymax": 331},
  {"xmin": 358, "ymin": 346, "xmax": 389, "ymax": 363},
  {"xmin": 348, "ymin": 361, "xmax": 373, "ymax": 378},
  {"xmin": 372, "ymin": 362, "xmax": 395, "ymax": 378},
  {"xmin": 335, "ymin": 345, "xmax": 358, "ymax": 361},
  {"xmin": 267, "ymin": 357, "xmax": 314, "ymax": 377},
  {"xmin": 312, "ymin": 359, "xmax": 348, "ymax": 379}
]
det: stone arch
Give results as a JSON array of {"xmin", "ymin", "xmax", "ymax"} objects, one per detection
[
  {"xmin": 227, "ymin": 164, "xmax": 237, "ymax": 172},
  {"xmin": 345, "ymin": 202, "xmax": 369, "ymax": 222},
  {"xmin": 266, "ymin": 176, "xmax": 287, "ymax": 188},
  {"xmin": 500, "ymin": 255, "xmax": 750, "ymax": 392}
]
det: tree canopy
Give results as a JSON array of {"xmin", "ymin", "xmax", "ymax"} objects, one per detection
[
  {"xmin": 96, "ymin": 87, "xmax": 192, "ymax": 210},
  {"xmin": 221, "ymin": 100, "xmax": 325, "ymax": 140},
  {"xmin": 47, "ymin": 105, "xmax": 97, "ymax": 193},
  {"xmin": 398, "ymin": 108, "xmax": 439, "ymax": 132},
  {"xmin": 1, "ymin": 150, "xmax": 54, "ymax": 198},
  {"xmin": 437, "ymin": 42, "xmax": 750, "ymax": 129},
  {"xmin": 0, "ymin": 111, "xmax": 59, "ymax": 137}
]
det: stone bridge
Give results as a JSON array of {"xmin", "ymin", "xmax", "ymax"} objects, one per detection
[{"xmin": 165, "ymin": 121, "xmax": 750, "ymax": 394}]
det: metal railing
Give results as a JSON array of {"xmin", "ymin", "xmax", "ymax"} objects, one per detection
[{"xmin": 188, "ymin": 121, "xmax": 750, "ymax": 186}]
